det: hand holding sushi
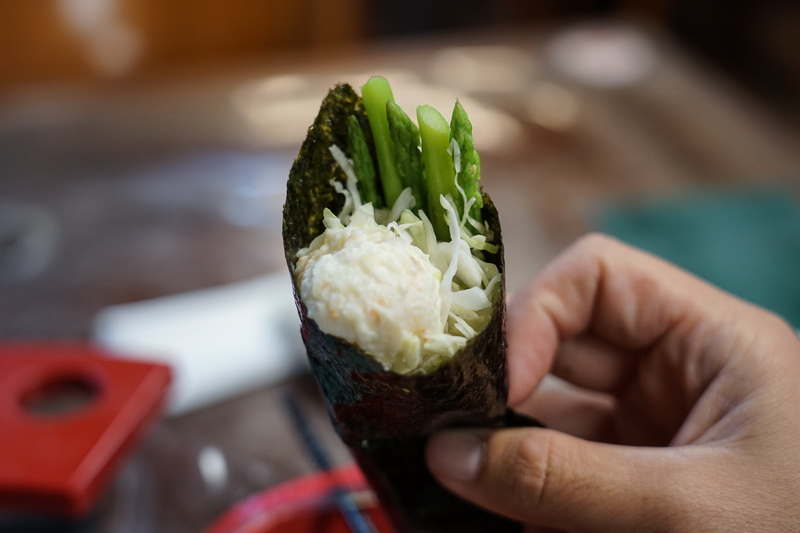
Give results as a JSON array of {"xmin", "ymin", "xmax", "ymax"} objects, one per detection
[{"xmin": 427, "ymin": 234, "xmax": 800, "ymax": 532}]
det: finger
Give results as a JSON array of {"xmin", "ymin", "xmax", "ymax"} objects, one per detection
[
  {"xmin": 551, "ymin": 335, "xmax": 638, "ymax": 393},
  {"xmin": 516, "ymin": 374, "xmax": 616, "ymax": 442},
  {"xmin": 427, "ymin": 427, "xmax": 701, "ymax": 532},
  {"xmin": 507, "ymin": 233, "xmax": 730, "ymax": 405}
]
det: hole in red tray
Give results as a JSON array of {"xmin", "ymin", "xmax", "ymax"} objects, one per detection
[{"xmin": 21, "ymin": 374, "xmax": 100, "ymax": 417}]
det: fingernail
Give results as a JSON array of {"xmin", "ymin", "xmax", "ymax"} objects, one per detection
[{"xmin": 426, "ymin": 430, "xmax": 486, "ymax": 483}]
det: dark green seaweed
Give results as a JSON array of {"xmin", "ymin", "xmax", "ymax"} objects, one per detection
[
  {"xmin": 282, "ymin": 83, "xmax": 377, "ymax": 260},
  {"xmin": 282, "ymin": 83, "xmax": 540, "ymax": 533}
]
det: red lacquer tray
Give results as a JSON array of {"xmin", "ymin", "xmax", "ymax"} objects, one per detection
[{"xmin": 0, "ymin": 342, "xmax": 171, "ymax": 517}]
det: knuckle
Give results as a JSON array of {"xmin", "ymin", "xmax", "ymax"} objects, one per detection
[
  {"xmin": 565, "ymin": 233, "xmax": 628, "ymax": 270},
  {"xmin": 495, "ymin": 431, "xmax": 563, "ymax": 513},
  {"xmin": 573, "ymin": 232, "xmax": 618, "ymax": 254}
]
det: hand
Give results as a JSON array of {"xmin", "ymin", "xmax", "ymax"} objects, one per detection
[{"xmin": 426, "ymin": 234, "xmax": 800, "ymax": 532}]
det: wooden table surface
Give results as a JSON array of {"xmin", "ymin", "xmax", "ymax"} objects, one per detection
[{"xmin": 1, "ymin": 22, "xmax": 799, "ymax": 531}]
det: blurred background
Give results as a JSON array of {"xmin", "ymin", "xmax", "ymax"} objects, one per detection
[
  {"xmin": 2, "ymin": 0, "xmax": 800, "ymax": 120},
  {"xmin": 1, "ymin": 1, "xmax": 799, "ymax": 531}
]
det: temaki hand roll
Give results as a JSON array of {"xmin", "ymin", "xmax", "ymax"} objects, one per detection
[{"xmin": 282, "ymin": 77, "xmax": 541, "ymax": 533}]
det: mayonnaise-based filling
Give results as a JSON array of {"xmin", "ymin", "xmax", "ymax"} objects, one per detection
[{"xmin": 296, "ymin": 205, "xmax": 451, "ymax": 373}]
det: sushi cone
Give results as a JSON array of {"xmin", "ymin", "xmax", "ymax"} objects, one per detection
[{"xmin": 283, "ymin": 83, "xmax": 539, "ymax": 532}]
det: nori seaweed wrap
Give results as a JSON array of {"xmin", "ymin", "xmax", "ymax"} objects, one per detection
[{"xmin": 282, "ymin": 79, "xmax": 539, "ymax": 532}]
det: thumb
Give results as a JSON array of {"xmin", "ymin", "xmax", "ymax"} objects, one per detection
[{"xmin": 426, "ymin": 427, "xmax": 692, "ymax": 532}]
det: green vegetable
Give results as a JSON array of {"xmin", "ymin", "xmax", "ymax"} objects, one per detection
[
  {"xmin": 451, "ymin": 99, "xmax": 483, "ymax": 222},
  {"xmin": 386, "ymin": 101, "xmax": 426, "ymax": 214},
  {"xmin": 360, "ymin": 76, "xmax": 403, "ymax": 208},
  {"xmin": 347, "ymin": 115, "xmax": 380, "ymax": 207},
  {"xmin": 356, "ymin": 77, "xmax": 483, "ymax": 235},
  {"xmin": 417, "ymin": 104, "xmax": 456, "ymax": 240}
]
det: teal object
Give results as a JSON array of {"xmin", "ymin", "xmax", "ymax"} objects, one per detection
[{"xmin": 598, "ymin": 188, "xmax": 800, "ymax": 328}]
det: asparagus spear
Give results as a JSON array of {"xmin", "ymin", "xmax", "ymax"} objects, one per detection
[
  {"xmin": 417, "ymin": 104, "xmax": 456, "ymax": 241},
  {"xmin": 451, "ymin": 99, "xmax": 483, "ymax": 223},
  {"xmin": 387, "ymin": 101, "xmax": 426, "ymax": 215},
  {"xmin": 360, "ymin": 76, "xmax": 403, "ymax": 208},
  {"xmin": 347, "ymin": 115, "xmax": 381, "ymax": 207}
]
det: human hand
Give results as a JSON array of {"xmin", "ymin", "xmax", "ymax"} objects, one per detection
[{"xmin": 426, "ymin": 234, "xmax": 800, "ymax": 532}]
